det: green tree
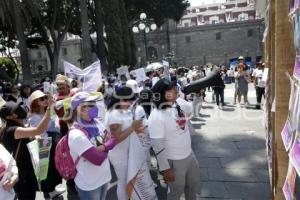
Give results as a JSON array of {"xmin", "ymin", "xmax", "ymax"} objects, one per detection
[
  {"xmin": 24, "ymin": 0, "xmax": 80, "ymax": 78},
  {"xmin": 0, "ymin": 0, "xmax": 33, "ymax": 84},
  {"xmin": 124, "ymin": 0, "xmax": 190, "ymax": 25},
  {"xmin": 0, "ymin": 57, "xmax": 18, "ymax": 81},
  {"xmin": 103, "ymin": 0, "xmax": 124, "ymax": 70},
  {"xmin": 79, "ymin": 0, "xmax": 93, "ymax": 67}
]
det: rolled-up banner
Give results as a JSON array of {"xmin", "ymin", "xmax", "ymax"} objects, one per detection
[{"xmin": 183, "ymin": 69, "xmax": 224, "ymax": 94}]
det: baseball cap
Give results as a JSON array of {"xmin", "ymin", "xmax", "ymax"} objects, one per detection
[
  {"xmin": 238, "ymin": 56, "xmax": 244, "ymax": 60},
  {"xmin": 71, "ymin": 92, "xmax": 100, "ymax": 111},
  {"xmin": 0, "ymin": 101, "xmax": 27, "ymax": 119},
  {"xmin": 126, "ymin": 79, "xmax": 139, "ymax": 94}
]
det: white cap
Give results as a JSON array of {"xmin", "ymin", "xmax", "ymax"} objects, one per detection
[
  {"xmin": 238, "ymin": 56, "xmax": 244, "ymax": 60},
  {"xmin": 126, "ymin": 79, "xmax": 139, "ymax": 94}
]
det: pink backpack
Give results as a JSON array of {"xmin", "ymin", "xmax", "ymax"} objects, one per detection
[{"xmin": 55, "ymin": 127, "xmax": 86, "ymax": 180}]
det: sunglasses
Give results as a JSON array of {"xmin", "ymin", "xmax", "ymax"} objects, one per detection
[{"xmin": 38, "ymin": 96, "xmax": 48, "ymax": 101}]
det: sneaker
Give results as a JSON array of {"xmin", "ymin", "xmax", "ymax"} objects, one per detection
[
  {"xmin": 255, "ymin": 105, "xmax": 261, "ymax": 109},
  {"xmin": 219, "ymin": 105, "xmax": 223, "ymax": 110},
  {"xmin": 48, "ymin": 188, "xmax": 66, "ymax": 199}
]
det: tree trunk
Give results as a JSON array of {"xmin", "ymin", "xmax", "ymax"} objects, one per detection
[
  {"xmin": 12, "ymin": 0, "xmax": 32, "ymax": 84},
  {"xmin": 79, "ymin": 0, "xmax": 93, "ymax": 67},
  {"xmin": 273, "ymin": 0, "xmax": 295, "ymax": 199},
  {"xmin": 94, "ymin": 0, "xmax": 108, "ymax": 71}
]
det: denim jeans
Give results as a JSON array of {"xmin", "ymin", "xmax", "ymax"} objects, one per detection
[{"xmin": 75, "ymin": 183, "xmax": 108, "ymax": 200}]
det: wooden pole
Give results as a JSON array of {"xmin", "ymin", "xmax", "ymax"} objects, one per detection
[{"xmin": 273, "ymin": 0, "xmax": 295, "ymax": 199}]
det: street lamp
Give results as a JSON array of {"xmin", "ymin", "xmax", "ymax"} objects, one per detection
[{"xmin": 132, "ymin": 13, "xmax": 157, "ymax": 64}]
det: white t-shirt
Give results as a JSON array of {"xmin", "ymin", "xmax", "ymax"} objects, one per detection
[
  {"xmin": 105, "ymin": 109, "xmax": 133, "ymax": 163},
  {"xmin": 0, "ymin": 144, "xmax": 16, "ymax": 200},
  {"xmin": 148, "ymin": 99, "xmax": 192, "ymax": 160},
  {"xmin": 134, "ymin": 105, "xmax": 151, "ymax": 149},
  {"xmin": 252, "ymin": 69, "xmax": 265, "ymax": 88},
  {"xmin": 68, "ymin": 127, "xmax": 111, "ymax": 191},
  {"xmin": 29, "ymin": 114, "xmax": 60, "ymax": 137}
]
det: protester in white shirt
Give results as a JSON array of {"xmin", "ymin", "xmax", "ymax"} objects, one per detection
[
  {"xmin": 252, "ymin": 62, "xmax": 266, "ymax": 109},
  {"xmin": 0, "ymin": 144, "xmax": 18, "ymax": 200},
  {"xmin": 148, "ymin": 78, "xmax": 200, "ymax": 200},
  {"xmin": 66, "ymin": 92, "xmax": 116, "ymax": 200}
]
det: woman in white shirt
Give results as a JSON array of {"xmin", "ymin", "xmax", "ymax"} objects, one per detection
[
  {"xmin": 0, "ymin": 144, "xmax": 18, "ymax": 200},
  {"xmin": 148, "ymin": 78, "xmax": 200, "ymax": 200},
  {"xmin": 67, "ymin": 92, "xmax": 116, "ymax": 200},
  {"xmin": 105, "ymin": 86, "xmax": 148, "ymax": 200}
]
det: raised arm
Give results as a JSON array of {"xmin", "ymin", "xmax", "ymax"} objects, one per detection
[{"xmin": 14, "ymin": 107, "xmax": 51, "ymax": 139}]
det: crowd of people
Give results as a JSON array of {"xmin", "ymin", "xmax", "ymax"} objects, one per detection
[{"xmin": 0, "ymin": 56, "xmax": 265, "ymax": 200}]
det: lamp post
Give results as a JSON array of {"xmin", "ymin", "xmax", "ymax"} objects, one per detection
[{"xmin": 132, "ymin": 13, "xmax": 157, "ymax": 65}]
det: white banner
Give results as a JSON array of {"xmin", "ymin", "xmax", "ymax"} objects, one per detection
[
  {"xmin": 134, "ymin": 68, "xmax": 148, "ymax": 84},
  {"xmin": 64, "ymin": 61, "xmax": 102, "ymax": 92},
  {"xmin": 127, "ymin": 134, "xmax": 157, "ymax": 200},
  {"xmin": 117, "ymin": 66, "xmax": 130, "ymax": 81}
]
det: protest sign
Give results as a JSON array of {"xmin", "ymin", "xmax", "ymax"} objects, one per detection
[
  {"xmin": 294, "ymin": 56, "xmax": 300, "ymax": 80},
  {"xmin": 282, "ymin": 160, "xmax": 296, "ymax": 200},
  {"xmin": 281, "ymin": 119, "xmax": 294, "ymax": 151},
  {"xmin": 289, "ymin": 133, "xmax": 300, "ymax": 176},
  {"xmin": 127, "ymin": 134, "xmax": 156, "ymax": 200},
  {"xmin": 38, "ymin": 137, "xmax": 52, "ymax": 181},
  {"xmin": 162, "ymin": 60, "xmax": 170, "ymax": 80},
  {"xmin": 117, "ymin": 66, "xmax": 130, "ymax": 81},
  {"xmin": 27, "ymin": 137, "xmax": 52, "ymax": 183},
  {"xmin": 134, "ymin": 68, "xmax": 147, "ymax": 84},
  {"xmin": 64, "ymin": 60, "xmax": 102, "ymax": 92}
]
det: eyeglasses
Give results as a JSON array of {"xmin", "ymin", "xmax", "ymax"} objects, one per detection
[{"xmin": 38, "ymin": 96, "xmax": 48, "ymax": 101}]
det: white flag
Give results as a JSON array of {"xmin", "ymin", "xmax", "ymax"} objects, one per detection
[{"xmin": 64, "ymin": 60, "xmax": 102, "ymax": 92}]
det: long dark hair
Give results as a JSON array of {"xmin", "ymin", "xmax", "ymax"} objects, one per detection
[
  {"xmin": 20, "ymin": 84, "xmax": 31, "ymax": 98},
  {"xmin": 138, "ymin": 89, "xmax": 153, "ymax": 118},
  {"xmin": 107, "ymin": 86, "xmax": 136, "ymax": 110},
  {"xmin": 151, "ymin": 78, "xmax": 176, "ymax": 110}
]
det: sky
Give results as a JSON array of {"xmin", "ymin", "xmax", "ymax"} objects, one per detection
[{"xmin": 189, "ymin": 0, "xmax": 226, "ymax": 7}]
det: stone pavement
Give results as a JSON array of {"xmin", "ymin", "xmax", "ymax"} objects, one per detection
[
  {"xmin": 37, "ymin": 83, "xmax": 271, "ymax": 200},
  {"xmin": 190, "ymin": 83, "xmax": 271, "ymax": 199}
]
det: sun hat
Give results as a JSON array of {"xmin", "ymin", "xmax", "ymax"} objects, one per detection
[
  {"xmin": 55, "ymin": 74, "xmax": 69, "ymax": 84},
  {"xmin": 71, "ymin": 92, "xmax": 100, "ymax": 111},
  {"xmin": 28, "ymin": 90, "xmax": 47, "ymax": 107}
]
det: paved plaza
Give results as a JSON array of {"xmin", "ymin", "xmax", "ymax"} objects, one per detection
[{"xmin": 37, "ymin": 83, "xmax": 271, "ymax": 200}]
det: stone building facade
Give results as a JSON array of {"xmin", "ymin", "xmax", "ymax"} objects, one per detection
[{"xmin": 134, "ymin": 19, "xmax": 264, "ymax": 67}]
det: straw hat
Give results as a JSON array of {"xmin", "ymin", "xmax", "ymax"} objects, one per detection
[
  {"xmin": 55, "ymin": 74, "xmax": 69, "ymax": 84},
  {"xmin": 28, "ymin": 90, "xmax": 47, "ymax": 107}
]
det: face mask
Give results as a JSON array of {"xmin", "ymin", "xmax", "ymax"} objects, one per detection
[{"xmin": 88, "ymin": 106, "xmax": 98, "ymax": 119}]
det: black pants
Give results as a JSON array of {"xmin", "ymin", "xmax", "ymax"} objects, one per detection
[
  {"xmin": 214, "ymin": 88, "xmax": 224, "ymax": 106},
  {"xmin": 256, "ymin": 87, "xmax": 265, "ymax": 104}
]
